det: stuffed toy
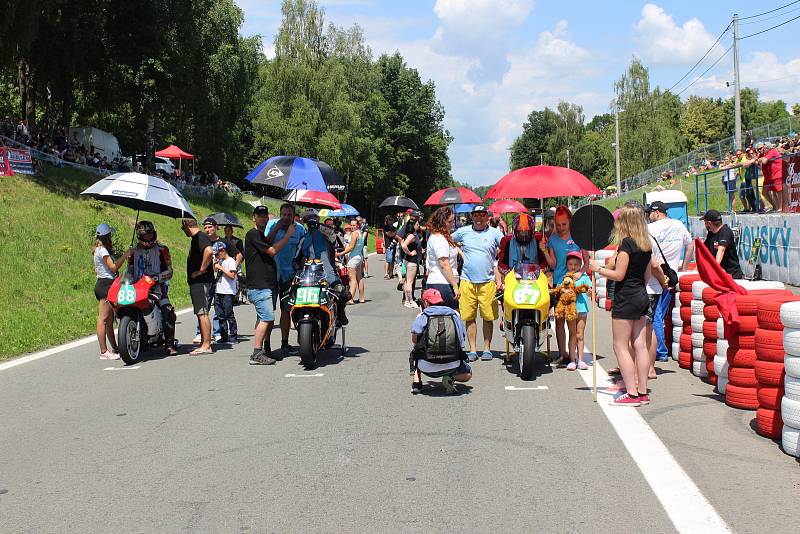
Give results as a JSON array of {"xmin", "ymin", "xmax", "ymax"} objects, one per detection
[{"xmin": 552, "ymin": 273, "xmax": 590, "ymax": 322}]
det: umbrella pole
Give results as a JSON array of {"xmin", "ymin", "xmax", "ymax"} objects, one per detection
[{"xmin": 130, "ymin": 210, "xmax": 140, "ymax": 247}]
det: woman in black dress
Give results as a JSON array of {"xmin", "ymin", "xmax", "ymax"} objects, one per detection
[{"xmin": 590, "ymin": 205, "xmax": 665, "ymax": 407}]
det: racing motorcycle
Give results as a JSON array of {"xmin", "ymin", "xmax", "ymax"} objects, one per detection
[
  {"xmin": 288, "ymin": 259, "xmax": 348, "ymax": 369},
  {"xmin": 500, "ymin": 262, "xmax": 551, "ymax": 380},
  {"xmin": 107, "ymin": 272, "xmax": 168, "ymax": 365}
]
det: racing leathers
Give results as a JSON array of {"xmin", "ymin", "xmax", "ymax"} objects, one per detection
[{"xmin": 130, "ymin": 243, "xmax": 176, "ymax": 346}]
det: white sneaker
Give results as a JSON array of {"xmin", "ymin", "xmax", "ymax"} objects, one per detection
[
  {"xmin": 100, "ymin": 350, "xmax": 119, "ymax": 360},
  {"xmin": 213, "ymin": 334, "xmax": 223, "ymax": 343},
  {"xmin": 192, "ymin": 334, "xmax": 202, "ymax": 344}
]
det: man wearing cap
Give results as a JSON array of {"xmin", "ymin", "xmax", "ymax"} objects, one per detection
[
  {"xmin": 245, "ymin": 205, "xmax": 297, "ymax": 365},
  {"xmin": 702, "ymin": 209, "xmax": 743, "ymax": 279},
  {"xmin": 646, "ymin": 201, "xmax": 693, "ymax": 364},
  {"xmin": 265, "ymin": 203, "xmax": 306, "ymax": 357},
  {"xmin": 451, "ymin": 205, "xmax": 504, "ymax": 361},
  {"xmin": 410, "ymin": 288, "xmax": 472, "ymax": 394}
]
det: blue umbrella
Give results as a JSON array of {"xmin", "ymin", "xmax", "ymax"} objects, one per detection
[
  {"xmin": 454, "ymin": 203, "xmax": 476, "ymax": 214},
  {"xmin": 244, "ymin": 156, "xmax": 346, "ymax": 193},
  {"xmin": 328, "ymin": 203, "xmax": 360, "ymax": 217}
]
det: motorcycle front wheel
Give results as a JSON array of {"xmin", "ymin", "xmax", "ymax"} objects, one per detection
[
  {"xmin": 298, "ymin": 322, "xmax": 319, "ymax": 369},
  {"xmin": 118, "ymin": 315, "xmax": 142, "ymax": 365},
  {"xmin": 519, "ymin": 324, "xmax": 539, "ymax": 381}
]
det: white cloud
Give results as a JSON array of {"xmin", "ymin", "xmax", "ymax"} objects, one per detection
[
  {"xmin": 740, "ymin": 51, "xmax": 800, "ymax": 104},
  {"xmin": 633, "ymin": 3, "xmax": 724, "ymax": 66}
]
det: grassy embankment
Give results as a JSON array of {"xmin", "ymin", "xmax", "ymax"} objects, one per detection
[{"xmin": 0, "ymin": 166, "xmax": 287, "ymax": 360}]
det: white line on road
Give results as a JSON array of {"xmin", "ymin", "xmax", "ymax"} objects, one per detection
[
  {"xmin": 285, "ymin": 373, "xmax": 325, "ymax": 378},
  {"xmin": 104, "ymin": 366, "xmax": 140, "ymax": 371},
  {"xmin": 0, "ymin": 307, "xmax": 193, "ymax": 373},
  {"xmin": 505, "ymin": 385, "xmax": 548, "ymax": 391},
  {"xmin": 575, "ymin": 346, "xmax": 731, "ymax": 533}
]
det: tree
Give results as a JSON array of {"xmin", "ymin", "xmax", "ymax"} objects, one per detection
[
  {"xmin": 793, "ymin": 103, "xmax": 800, "ymax": 117},
  {"xmin": 509, "ymin": 108, "xmax": 559, "ymax": 169},
  {"xmin": 680, "ymin": 96, "xmax": 725, "ymax": 149}
]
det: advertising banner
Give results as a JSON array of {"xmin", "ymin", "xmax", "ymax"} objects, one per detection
[
  {"xmin": 5, "ymin": 147, "xmax": 34, "ymax": 174},
  {"xmin": 0, "ymin": 148, "xmax": 12, "ymax": 176},
  {"xmin": 784, "ymin": 155, "xmax": 800, "ymax": 213},
  {"xmin": 690, "ymin": 213, "xmax": 800, "ymax": 286}
]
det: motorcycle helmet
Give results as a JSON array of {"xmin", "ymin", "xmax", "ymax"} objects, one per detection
[
  {"xmin": 136, "ymin": 220, "xmax": 157, "ymax": 248},
  {"xmin": 512, "ymin": 213, "xmax": 533, "ymax": 245}
]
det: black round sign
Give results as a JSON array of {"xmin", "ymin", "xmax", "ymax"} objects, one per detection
[{"xmin": 571, "ymin": 204, "xmax": 614, "ymax": 252}]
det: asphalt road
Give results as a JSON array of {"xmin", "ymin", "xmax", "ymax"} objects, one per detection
[{"xmin": 2, "ymin": 261, "xmax": 799, "ymax": 533}]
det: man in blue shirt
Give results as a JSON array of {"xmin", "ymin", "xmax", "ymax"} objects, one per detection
[
  {"xmin": 451, "ymin": 205, "xmax": 503, "ymax": 361},
  {"xmin": 265, "ymin": 203, "xmax": 306, "ymax": 357}
]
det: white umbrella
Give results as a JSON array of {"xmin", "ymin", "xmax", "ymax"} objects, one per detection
[{"xmin": 81, "ymin": 172, "xmax": 195, "ymax": 219}]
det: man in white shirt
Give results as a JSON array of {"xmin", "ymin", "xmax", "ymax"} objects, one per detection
[{"xmin": 646, "ymin": 201, "xmax": 694, "ymax": 363}]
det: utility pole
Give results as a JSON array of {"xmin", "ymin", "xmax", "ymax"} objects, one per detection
[
  {"xmin": 733, "ymin": 13, "xmax": 742, "ymax": 150},
  {"xmin": 614, "ymin": 106, "xmax": 621, "ymax": 194}
]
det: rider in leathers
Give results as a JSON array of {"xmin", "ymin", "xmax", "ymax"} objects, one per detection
[
  {"xmin": 296, "ymin": 211, "xmax": 350, "ymax": 326},
  {"xmin": 127, "ymin": 220, "xmax": 177, "ymax": 354}
]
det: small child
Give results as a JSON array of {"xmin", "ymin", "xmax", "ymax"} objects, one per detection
[
  {"xmin": 565, "ymin": 251, "xmax": 593, "ymax": 370},
  {"xmin": 213, "ymin": 241, "xmax": 238, "ymax": 343}
]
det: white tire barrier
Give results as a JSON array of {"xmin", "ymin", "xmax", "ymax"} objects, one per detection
[
  {"xmin": 692, "ymin": 332, "xmax": 704, "ymax": 348},
  {"xmin": 785, "ymin": 375, "xmax": 800, "ymax": 401},
  {"xmin": 692, "ymin": 347, "xmax": 704, "ymax": 362},
  {"xmin": 596, "ymin": 287, "xmax": 607, "ymax": 299},
  {"xmin": 782, "ymin": 424, "xmax": 800, "ymax": 457},
  {"xmin": 781, "ymin": 396, "xmax": 800, "ymax": 428},
  {"xmin": 691, "ymin": 315, "xmax": 705, "ymax": 334},
  {"xmin": 672, "ymin": 326, "xmax": 683, "ymax": 341},
  {"xmin": 781, "ymin": 301, "xmax": 800, "ymax": 330},
  {"xmin": 714, "ymin": 354, "xmax": 729, "ymax": 376},
  {"xmin": 783, "ymin": 327, "xmax": 800, "ymax": 357},
  {"xmin": 693, "ymin": 360, "xmax": 708, "ymax": 377},
  {"xmin": 717, "ymin": 318, "xmax": 725, "ymax": 339},
  {"xmin": 672, "ymin": 342, "xmax": 680, "ymax": 361},
  {"xmin": 598, "ymin": 297, "xmax": 607, "ymax": 309},
  {"xmin": 691, "ymin": 299, "xmax": 705, "ymax": 315},
  {"xmin": 692, "ymin": 281, "xmax": 709, "ymax": 300},
  {"xmin": 672, "ymin": 308, "xmax": 682, "ymax": 325},
  {"xmin": 739, "ymin": 280, "xmax": 784, "ymax": 291},
  {"xmin": 786, "ymin": 355, "xmax": 800, "ymax": 379}
]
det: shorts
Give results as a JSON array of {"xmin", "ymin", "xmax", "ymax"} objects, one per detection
[
  {"xmin": 420, "ymin": 360, "xmax": 471, "ymax": 379},
  {"xmin": 362, "ymin": 245, "xmax": 368, "ymax": 258},
  {"xmin": 612, "ymin": 290, "xmax": 649, "ymax": 320},
  {"xmin": 458, "ymin": 280, "xmax": 498, "ymax": 322},
  {"xmin": 763, "ymin": 177, "xmax": 783, "ymax": 192},
  {"xmin": 646, "ymin": 293, "xmax": 661, "ymax": 323},
  {"xmin": 424, "ymin": 282, "xmax": 459, "ymax": 310},
  {"xmin": 94, "ymin": 278, "xmax": 114, "ymax": 301},
  {"xmin": 347, "ymin": 255, "xmax": 363, "ymax": 269},
  {"xmin": 190, "ymin": 283, "xmax": 212, "ymax": 316},
  {"xmin": 248, "ymin": 288, "xmax": 275, "ymax": 322},
  {"xmin": 275, "ymin": 280, "xmax": 293, "ymax": 311},
  {"xmin": 723, "ymin": 179, "xmax": 737, "ymax": 193},
  {"xmin": 385, "ymin": 246, "xmax": 395, "ymax": 264}
]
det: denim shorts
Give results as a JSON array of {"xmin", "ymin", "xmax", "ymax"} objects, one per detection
[
  {"xmin": 385, "ymin": 246, "xmax": 395, "ymax": 264},
  {"xmin": 248, "ymin": 288, "xmax": 275, "ymax": 322}
]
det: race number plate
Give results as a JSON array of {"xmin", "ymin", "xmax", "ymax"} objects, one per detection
[
  {"xmin": 118, "ymin": 283, "xmax": 137, "ymax": 305},
  {"xmin": 295, "ymin": 287, "xmax": 321, "ymax": 305},
  {"xmin": 512, "ymin": 286, "xmax": 540, "ymax": 306}
]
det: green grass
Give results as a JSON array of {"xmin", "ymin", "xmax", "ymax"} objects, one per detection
[
  {"xmin": 596, "ymin": 171, "xmax": 734, "ymax": 215},
  {"xmin": 0, "ymin": 166, "xmax": 283, "ymax": 360}
]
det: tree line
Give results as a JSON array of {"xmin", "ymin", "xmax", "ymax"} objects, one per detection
[
  {"xmin": 511, "ymin": 58, "xmax": 797, "ymax": 188},
  {"xmin": 0, "ymin": 0, "xmax": 453, "ymax": 212}
]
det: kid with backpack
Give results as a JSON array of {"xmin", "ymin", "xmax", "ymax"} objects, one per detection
[{"xmin": 410, "ymin": 288, "xmax": 472, "ymax": 394}]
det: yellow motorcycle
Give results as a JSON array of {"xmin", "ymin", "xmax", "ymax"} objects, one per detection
[{"xmin": 501, "ymin": 262, "xmax": 551, "ymax": 380}]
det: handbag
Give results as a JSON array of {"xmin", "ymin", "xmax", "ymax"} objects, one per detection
[{"xmin": 651, "ymin": 234, "xmax": 678, "ymax": 289}]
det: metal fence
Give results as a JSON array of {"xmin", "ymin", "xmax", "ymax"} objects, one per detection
[{"xmin": 621, "ymin": 115, "xmax": 797, "ymax": 192}]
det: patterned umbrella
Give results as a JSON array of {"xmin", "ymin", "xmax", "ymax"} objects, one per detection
[
  {"xmin": 245, "ymin": 156, "xmax": 345, "ymax": 193},
  {"xmin": 81, "ymin": 172, "xmax": 194, "ymax": 219},
  {"xmin": 284, "ymin": 189, "xmax": 342, "ymax": 209},
  {"xmin": 488, "ymin": 199, "xmax": 527, "ymax": 215}
]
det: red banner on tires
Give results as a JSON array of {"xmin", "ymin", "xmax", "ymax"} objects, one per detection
[
  {"xmin": 0, "ymin": 148, "xmax": 11, "ymax": 176},
  {"xmin": 784, "ymin": 155, "xmax": 800, "ymax": 213}
]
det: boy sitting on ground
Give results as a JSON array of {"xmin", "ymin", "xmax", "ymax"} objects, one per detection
[{"xmin": 410, "ymin": 288, "xmax": 472, "ymax": 394}]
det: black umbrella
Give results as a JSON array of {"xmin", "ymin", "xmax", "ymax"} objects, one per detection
[
  {"xmin": 244, "ymin": 156, "xmax": 346, "ymax": 193},
  {"xmin": 207, "ymin": 212, "xmax": 243, "ymax": 228},
  {"xmin": 379, "ymin": 196, "xmax": 420, "ymax": 210}
]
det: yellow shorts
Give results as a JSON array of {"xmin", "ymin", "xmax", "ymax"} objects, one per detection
[{"xmin": 459, "ymin": 280, "xmax": 498, "ymax": 321}]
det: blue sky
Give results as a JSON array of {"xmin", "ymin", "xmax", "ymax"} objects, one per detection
[{"xmin": 236, "ymin": 0, "xmax": 800, "ymax": 186}]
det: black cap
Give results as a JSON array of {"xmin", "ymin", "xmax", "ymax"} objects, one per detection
[
  {"xmin": 700, "ymin": 209, "xmax": 722, "ymax": 222},
  {"xmin": 646, "ymin": 201, "xmax": 667, "ymax": 214},
  {"xmin": 472, "ymin": 205, "xmax": 489, "ymax": 214},
  {"xmin": 409, "ymin": 210, "xmax": 422, "ymax": 218},
  {"xmin": 202, "ymin": 216, "xmax": 218, "ymax": 226},
  {"xmin": 253, "ymin": 205, "xmax": 268, "ymax": 216}
]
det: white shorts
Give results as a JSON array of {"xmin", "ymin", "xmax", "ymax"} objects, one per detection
[
  {"xmin": 347, "ymin": 256, "xmax": 363, "ymax": 269},
  {"xmin": 362, "ymin": 245, "xmax": 368, "ymax": 257}
]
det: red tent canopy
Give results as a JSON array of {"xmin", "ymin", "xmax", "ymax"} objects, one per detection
[{"xmin": 155, "ymin": 144, "xmax": 194, "ymax": 160}]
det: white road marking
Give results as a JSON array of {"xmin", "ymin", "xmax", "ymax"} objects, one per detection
[
  {"xmin": 572, "ymin": 332, "xmax": 731, "ymax": 533},
  {"xmin": 504, "ymin": 385, "xmax": 548, "ymax": 391},
  {"xmin": 0, "ymin": 307, "xmax": 193, "ymax": 373},
  {"xmin": 104, "ymin": 366, "xmax": 140, "ymax": 371},
  {"xmin": 285, "ymin": 373, "xmax": 325, "ymax": 378}
]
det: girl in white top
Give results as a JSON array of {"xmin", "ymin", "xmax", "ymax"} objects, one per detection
[
  {"xmin": 92, "ymin": 224, "xmax": 131, "ymax": 359},
  {"xmin": 424, "ymin": 207, "xmax": 461, "ymax": 310}
]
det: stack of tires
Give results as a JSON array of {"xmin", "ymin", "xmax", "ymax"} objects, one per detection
[
  {"xmin": 781, "ymin": 302, "xmax": 800, "ymax": 457},
  {"xmin": 700, "ymin": 287, "xmax": 720, "ymax": 385},
  {"xmin": 677, "ymin": 274, "xmax": 701, "ymax": 370},
  {"xmin": 727, "ymin": 289, "xmax": 792, "ymax": 410},
  {"xmin": 754, "ymin": 295, "xmax": 800, "ymax": 439},
  {"xmin": 715, "ymin": 316, "xmax": 729, "ymax": 394},
  {"xmin": 691, "ymin": 281, "xmax": 709, "ymax": 379},
  {"xmin": 671, "ymin": 271, "xmax": 697, "ymax": 362},
  {"xmin": 594, "ymin": 249, "xmax": 616, "ymax": 311}
]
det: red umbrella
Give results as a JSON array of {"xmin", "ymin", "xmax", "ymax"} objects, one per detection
[
  {"xmin": 284, "ymin": 189, "xmax": 342, "ymax": 209},
  {"xmin": 424, "ymin": 187, "xmax": 482, "ymax": 206},
  {"xmin": 485, "ymin": 165, "xmax": 601, "ymax": 199},
  {"xmin": 488, "ymin": 199, "xmax": 527, "ymax": 215}
]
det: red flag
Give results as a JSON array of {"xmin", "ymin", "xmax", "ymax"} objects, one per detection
[{"xmin": 693, "ymin": 237, "xmax": 747, "ymax": 336}]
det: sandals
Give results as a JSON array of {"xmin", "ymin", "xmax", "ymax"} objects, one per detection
[
  {"xmin": 607, "ymin": 367, "xmax": 621, "ymax": 376},
  {"xmin": 189, "ymin": 348, "xmax": 213, "ymax": 356}
]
